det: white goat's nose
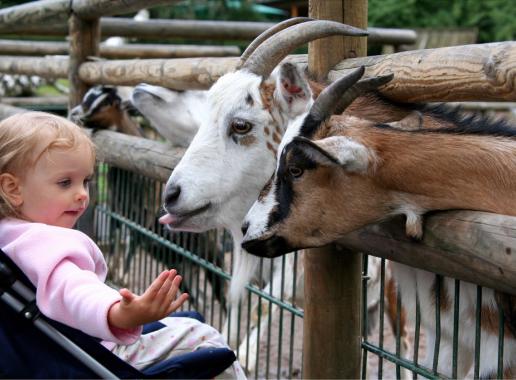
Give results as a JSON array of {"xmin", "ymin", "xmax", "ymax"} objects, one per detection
[{"xmin": 164, "ymin": 184, "xmax": 181, "ymax": 207}]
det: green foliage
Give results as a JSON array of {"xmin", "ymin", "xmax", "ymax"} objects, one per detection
[
  {"xmin": 368, "ymin": 0, "xmax": 515, "ymax": 42},
  {"xmin": 150, "ymin": 0, "xmax": 273, "ymax": 22}
]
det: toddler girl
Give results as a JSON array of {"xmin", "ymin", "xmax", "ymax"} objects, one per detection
[{"xmin": 0, "ymin": 111, "xmax": 245, "ymax": 378}]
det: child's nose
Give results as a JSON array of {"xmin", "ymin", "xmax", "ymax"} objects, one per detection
[{"xmin": 75, "ymin": 188, "xmax": 88, "ymax": 202}]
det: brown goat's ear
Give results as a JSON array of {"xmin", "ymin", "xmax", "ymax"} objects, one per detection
[
  {"xmin": 387, "ymin": 111, "xmax": 423, "ymax": 131},
  {"xmin": 294, "ymin": 136, "xmax": 371, "ymax": 173}
]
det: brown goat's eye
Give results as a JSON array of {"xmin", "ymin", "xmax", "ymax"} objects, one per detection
[
  {"xmin": 231, "ymin": 118, "xmax": 253, "ymax": 134},
  {"xmin": 288, "ymin": 166, "xmax": 304, "ymax": 178}
]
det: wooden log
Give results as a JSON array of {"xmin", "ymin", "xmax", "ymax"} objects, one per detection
[
  {"xmin": 83, "ymin": 128, "xmax": 183, "ymax": 183},
  {"xmin": 329, "ymin": 41, "xmax": 516, "ymax": 102},
  {"xmin": 77, "ymin": 41, "xmax": 516, "ymax": 101},
  {"xmin": 303, "ymin": 1, "xmax": 364, "ymax": 379},
  {"xmin": 337, "ymin": 211, "xmax": 516, "ymax": 295},
  {"xmin": 0, "ymin": 103, "xmax": 27, "ymax": 119},
  {"xmin": 0, "ymin": 16, "xmax": 417, "ymax": 45},
  {"xmin": 0, "ymin": 0, "xmax": 179, "ymax": 29},
  {"xmin": 78, "ymin": 57, "xmax": 240, "ymax": 89},
  {"xmin": 0, "ymin": 39, "xmax": 240, "ymax": 58},
  {"xmin": 0, "ymin": 96, "xmax": 68, "ymax": 107},
  {"xmin": 0, "ymin": 0, "xmax": 71, "ymax": 32},
  {"xmin": 98, "ymin": 43, "xmax": 240, "ymax": 59},
  {"xmin": 71, "ymin": 0, "xmax": 179, "ymax": 20},
  {"xmin": 0, "ymin": 56, "xmax": 68, "ymax": 78},
  {"xmin": 1, "ymin": 42, "xmax": 514, "ymax": 102}
]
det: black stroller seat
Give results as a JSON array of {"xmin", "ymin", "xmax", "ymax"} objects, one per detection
[{"xmin": 0, "ymin": 249, "xmax": 236, "ymax": 379}]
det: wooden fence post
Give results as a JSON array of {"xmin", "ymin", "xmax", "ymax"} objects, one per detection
[
  {"xmin": 303, "ymin": 1, "xmax": 366, "ymax": 378},
  {"xmin": 68, "ymin": 13, "xmax": 100, "ymax": 238}
]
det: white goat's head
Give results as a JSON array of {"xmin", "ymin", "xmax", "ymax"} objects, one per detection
[
  {"xmin": 159, "ymin": 18, "xmax": 367, "ymax": 234},
  {"xmin": 131, "ymin": 84, "xmax": 208, "ymax": 147}
]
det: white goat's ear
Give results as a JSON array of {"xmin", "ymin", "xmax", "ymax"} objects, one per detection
[
  {"xmin": 275, "ymin": 62, "xmax": 312, "ymax": 117},
  {"xmin": 294, "ymin": 136, "xmax": 371, "ymax": 173}
]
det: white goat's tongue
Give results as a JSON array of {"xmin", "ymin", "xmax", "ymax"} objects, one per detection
[{"xmin": 159, "ymin": 213, "xmax": 175, "ymax": 225}]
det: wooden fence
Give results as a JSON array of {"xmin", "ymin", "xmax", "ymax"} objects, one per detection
[{"xmin": 0, "ymin": 0, "xmax": 515, "ymax": 378}]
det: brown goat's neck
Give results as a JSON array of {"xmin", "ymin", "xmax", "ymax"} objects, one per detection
[{"xmin": 353, "ymin": 127, "xmax": 516, "ymax": 216}]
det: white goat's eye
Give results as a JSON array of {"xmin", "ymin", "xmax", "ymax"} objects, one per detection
[
  {"xmin": 231, "ymin": 118, "xmax": 253, "ymax": 134},
  {"xmin": 288, "ymin": 166, "xmax": 304, "ymax": 178}
]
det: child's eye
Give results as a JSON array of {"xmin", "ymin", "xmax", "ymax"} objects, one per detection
[
  {"xmin": 57, "ymin": 179, "xmax": 71, "ymax": 188},
  {"xmin": 83, "ymin": 177, "xmax": 92, "ymax": 188}
]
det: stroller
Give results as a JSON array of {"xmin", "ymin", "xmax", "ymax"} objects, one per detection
[{"xmin": 0, "ymin": 249, "xmax": 236, "ymax": 378}]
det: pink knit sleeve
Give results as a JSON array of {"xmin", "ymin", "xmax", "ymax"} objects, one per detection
[{"xmin": 7, "ymin": 224, "xmax": 142, "ymax": 344}]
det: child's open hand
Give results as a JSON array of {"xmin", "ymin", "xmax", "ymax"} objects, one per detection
[{"xmin": 108, "ymin": 269, "xmax": 189, "ymax": 330}]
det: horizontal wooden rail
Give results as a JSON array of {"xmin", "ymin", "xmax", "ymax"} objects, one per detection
[
  {"xmin": 338, "ymin": 211, "xmax": 516, "ymax": 295},
  {"xmin": 0, "ymin": 56, "xmax": 68, "ymax": 79},
  {"xmin": 0, "ymin": 0, "xmax": 178, "ymax": 29},
  {"xmin": 329, "ymin": 41, "xmax": 516, "ymax": 102},
  {"xmin": 0, "ymin": 39, "xmax": 240, "ymax": 58},
  {"xmin": 0, "ymin": 16, "xmax": 416, "ymax": 45},
  {"xmin": 0, "ymin": 42, "xmax": 514, "ymax": 101},
  {"xmin": 83, "ymin": 128, "xmax": 183, "ymax": 183},
  {"xmin": 80, "ymin": 41, "xmax": 516, "ymax": 101},
  {"xmin": 0, "ymin": 96, "xmax": 68, "ymax": 107}
]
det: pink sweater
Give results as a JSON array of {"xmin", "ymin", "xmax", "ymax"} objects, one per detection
[{"xmin": 0, "ymin": 218, "xmax": 141, "ymax": 347}]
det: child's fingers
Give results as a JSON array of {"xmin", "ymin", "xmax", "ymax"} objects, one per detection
[
  {"xmin": 144, "ymin": 270, "xmax": 171, "ymax": 298},
  {"xmin": 165, "ymin": 274, "xmax": 182, "ymax": 301},
  {"xmin": 155, "ymin": 270, "xmax": 177, "ymax": 301},
  {"xmin": 167, "ymin": 293, "xmax": 189, "ymax": 314}
]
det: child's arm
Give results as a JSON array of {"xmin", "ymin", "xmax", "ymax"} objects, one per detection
[{"xmin": 108, "ymin": 269, "xmax": 189, "ymax": 330}]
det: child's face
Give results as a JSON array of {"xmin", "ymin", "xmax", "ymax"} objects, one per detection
[{"xmin": 17, "ymin": 143, "xmax": 94, "ymax": 228}]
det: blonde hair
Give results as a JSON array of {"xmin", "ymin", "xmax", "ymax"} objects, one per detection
[{"xmin": 0, "ymin": 111, "xmax": 96, "ymax": 218}]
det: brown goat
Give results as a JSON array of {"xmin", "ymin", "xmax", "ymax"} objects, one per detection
[{"xmin": 241, "ymin": 68, "xmax": 516, "ymax": 378}]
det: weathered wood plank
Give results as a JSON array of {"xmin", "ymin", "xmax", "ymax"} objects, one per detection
[
  {"xmin": 0, "ymin": 103, "xmax": 27, "ymax": 119},
  {"xmin": 0, "ymin": 96, "xmax": 67, "ymax": 107},
  {"xmin": 0, "ymin": 16, "xmax": 416, "ymax": 45},
  {"xmin": 71, "ymin": 0, "xmax": 179, "ymax": 20},
  {"xmin": 330, "ymin": 42, "xmax": 516, "ymax": 102},
  {"xmin": 78, "ymin": 57, "xmax": 240, "ymax": 89},
  {"xmin": 0, "ymin": 56, "xmax": 68, "ymax": 78},
  {"xmin": 83, "ymin": 128, "xmax": 183, "ymax": 183},
  {"xmin": 338, "ymin": 212, "xmax": 516, "ymax": 295},
  {"xmin": 0, "ymin": 0, "xmax": 71, "ymax": 31},
  {"xmin": 0, "ymin": 39, "xmax": 240, "ymax": 58},
  {"xmin": 0, "ymin": 42, "xmax": 514, "ymax": 101},
  {"xmin": 0, "ymin": 0, "xmax": 179, "ymax": 29}
]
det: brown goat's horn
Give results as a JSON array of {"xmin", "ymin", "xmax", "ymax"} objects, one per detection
[
  {"xmin": 241, "ymin": 20, "xmax": 368, "ymax": 78},
  {"xmin": 333, "ymin": 73, "xmax": 394, "ymax": 115},
  {"xmin": 308, "ymin": 66, "xmax": 366, "ymax": 123},
  {"xmin": 238, "ymin": 17, "xmax": 313, "ymax": 69}
]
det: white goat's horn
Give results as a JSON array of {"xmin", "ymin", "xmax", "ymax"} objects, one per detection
[
  {"xmin": 238, "ymin": 17, "xmax": 313, "ymax": 69},
  {"xmin": 241, "ymin": 19, "xmax": 368, "ymax": 78}
]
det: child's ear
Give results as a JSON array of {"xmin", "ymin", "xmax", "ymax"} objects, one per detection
[{"xmin": 0, "ymin": 173, "xmax": 23, "ymax": 207}]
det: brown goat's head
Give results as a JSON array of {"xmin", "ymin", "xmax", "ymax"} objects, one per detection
[{"xmin": 241, "ymin": 70, "xmax": 396, "ymax": 257}]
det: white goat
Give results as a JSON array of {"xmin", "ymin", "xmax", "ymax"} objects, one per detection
[
  {"xmin": 156, "ymin": 18, "xmax": 416, "ymax": 373},
  {"xmin": 131, "ymin": 84, "xmax": 206, "ymax": 147}
]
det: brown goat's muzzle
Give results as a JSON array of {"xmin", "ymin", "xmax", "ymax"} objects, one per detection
[{"xmin": 242, "ymin": 235, "xmax": 295, "ymax": 258}]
